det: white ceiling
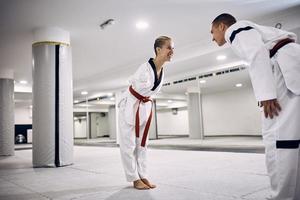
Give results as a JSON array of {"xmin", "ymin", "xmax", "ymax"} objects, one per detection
[{"xmin": 1, "ymin": 0, "xmax": 300, "ymax": 104}]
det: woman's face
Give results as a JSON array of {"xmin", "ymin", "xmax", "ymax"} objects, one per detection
[{"xmin": 157, "ymin": 40, "xmax": 174, "ymax": 62}]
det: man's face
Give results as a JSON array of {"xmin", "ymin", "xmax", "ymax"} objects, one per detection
[{"xmin": 211, "ymin": 23, "xmax": 227, "ymax": 46}]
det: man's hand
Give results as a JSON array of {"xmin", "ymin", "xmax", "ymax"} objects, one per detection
[{"xmin": 260, "ymin": 99, "xmax": 282, "ymax": 119}]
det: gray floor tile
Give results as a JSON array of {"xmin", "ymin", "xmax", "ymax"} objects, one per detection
[{"xmin": 0, "ymin": 146, "xmax": 270, "ymax": 200}]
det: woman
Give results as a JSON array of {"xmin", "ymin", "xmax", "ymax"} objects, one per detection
[{"xmin": 118, "ymin": 36, "xmax": 174, "ymax": 190}]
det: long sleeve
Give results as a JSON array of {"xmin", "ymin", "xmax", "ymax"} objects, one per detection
[
  {"xmin": 230, "ymin": 28, "xmax": 277, "ymax": 101},
  {"xmin": 129, "ymin": 64, "xmax": 152, "ymax": 91}
]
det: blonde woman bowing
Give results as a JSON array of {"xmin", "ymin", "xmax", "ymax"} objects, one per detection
[{"xmin": 118, "ymin": 36, "xmax": 174, "ymax": 190}]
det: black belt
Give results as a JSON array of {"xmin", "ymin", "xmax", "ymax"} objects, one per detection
[
  {"xmin": 269, "ymin": 38, "xmax": 295, "ymax": 58},
  {"xmin": 276, "ymin": 140, "xmax": 300, "ymax": 149}
]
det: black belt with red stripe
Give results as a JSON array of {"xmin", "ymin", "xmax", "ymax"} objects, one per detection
[
  {"xmin": 129, "ymin": 85, "xmax": 153, "ymax": 147},
  {"xmin": 269, "ymin": 38, "xmax": 295, "ymax": 58}
]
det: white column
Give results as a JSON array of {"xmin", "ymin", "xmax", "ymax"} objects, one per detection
[
  {"xmin": 85, "ymin": 97, "xmax": 90, "ymax": 139},
  {"xmin": 0, "ymin": 69, "xmax": 14, "ymax": 156},
  {"xmin": 148, "ymin": 99, "xmax": 158, "ymax": 139},
  {"xmin": 187, "ymin": 86, "xmax": 204, "ymax": 139},
  {"xmin": 32, "ymin": 27, "xmax": 73, "ymax": 167},
  {"xmin": 114, "ymin": 91, "xmax": 122, "ymax": 144},
  {"xmin": 108, "ymin": 105, "xmax": 117, "ymax": 140}
]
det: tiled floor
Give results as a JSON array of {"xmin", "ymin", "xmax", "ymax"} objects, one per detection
[{"xmin": 0, "ymin": 145, "xmax": 271, "ymax": 200}]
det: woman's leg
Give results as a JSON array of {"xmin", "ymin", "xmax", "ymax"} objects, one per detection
[
  {"xmin": 135, "ymin": 125, "xmax": 156, "ymax": 188},
  {"xmin": 118, "ymin": 113, "xmax": 140, "ymax": 182}
]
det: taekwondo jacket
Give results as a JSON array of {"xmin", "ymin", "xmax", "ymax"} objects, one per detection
[
  {"xmin": 225, "ymin": 20, "xmax": 300, "ymax": 101},
  {"xmin": 118, "ymin": 59, "xmax": 164, "ymax": 125}
]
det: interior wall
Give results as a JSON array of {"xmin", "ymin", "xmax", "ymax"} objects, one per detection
[
  {"xmin": 202, "ymin": 87, "xmax": 261, "ymax": 136},
  {"xmin": 156, "ymin": 87, "xmax": 261, "ymax": 136},
  {"xmin": 74, "ymin": 118, "xmax": 87, "ymax": 138},
  {"xmin": 15, "ymin": 106, "xmax": 32, "ymax": 124},
  {"xmin": 90, "ymin": 112, "xmax": 109, "ymax": 138},
  {"xmin": 157, "ymin": 108, "xmax": 189, "ymax": 135}
]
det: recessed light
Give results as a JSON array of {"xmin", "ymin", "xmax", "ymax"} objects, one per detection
[
  {"xmin": 81, "ymin": 91, "xmax": 88, "ymax": 95},
  {"xmin": 242, "ymin": 61, "xmax": 250, "ymax": 66},
  {"xmin": 235, "ymin": 83, "xmax": 242, "ymax": 87},
  {"xmin": 136, "ymin": 21, "xmax": 149, "ymax": 30},
  {"xmin": 199, "ymin": 80, "xmax": 206, "ymax": 84},
  {"xmin": 20, "ymin": 80, "xmax": 28, "ymax": 84},
  {"xmin": 216, "ymin": 55, "xmax": 226, "ymax": 60},
  {"xmin": 167, "ymin": 100, "xmax": 173, "ymax": 103},
  {"xmin": 110, "ymin": 97, "xmax": 115, "ymax": 101},
  {"xmin": 74, "ymin": 100, "xmax": 79, "ymax": 103}
]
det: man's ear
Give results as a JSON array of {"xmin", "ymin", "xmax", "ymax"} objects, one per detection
[
  {"xmin": 218, "ymin": 22, "xmax": 225, "ymax": 31},
  {"xmin": 220, "ymin": 23, "xmax": 228, "ymax": 32}
]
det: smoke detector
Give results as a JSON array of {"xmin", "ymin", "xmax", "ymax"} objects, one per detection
[{"xmin": 100, "ymin": 19, "xmax": 115, "ymax": 30}]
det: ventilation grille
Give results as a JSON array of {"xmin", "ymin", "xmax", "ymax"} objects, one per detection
[
  {"xmin": 74, "ymin": 95, "xmax": 110, "ymax": 105},
  {"xmin": 164, "ymin": 65, "xmax": 246, "ymax": 87}
]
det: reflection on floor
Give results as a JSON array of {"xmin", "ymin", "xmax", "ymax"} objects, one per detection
[
  {"xmin": 0, "ymin": 146, "xmax": 270, "ymax": 200},
  {"xmin": 15, "ymin": 136, "xmax": 264, "ymax": 154},
  {"xmin": 74, "ymin": 135, "xmax": 264, "ymax": 153}
]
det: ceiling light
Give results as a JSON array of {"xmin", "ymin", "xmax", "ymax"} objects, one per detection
[
  {"xmin": 167, "ymin": 100, "xmax": 173, "ymax": 103},
  {"xmin": 136, "ymin": 21, "xmax": 149, "ymax": 30},
  {"xmin": 242, "ymin": 61, "xmax": 250, "ymax": 66},
  {"xmin": 199, "ymin": 80, "xmax": 206, "ymax": 84},
  {"xmin": 20, "ymin": 80, "xmax": 28, "ymax": 84},
  {"xmin": 216, "ymin": 55, "xmax": 226, "ymax": 60},
  {"xmin": 81, "ymin": 91, "xmax": 88, "ymax": 95},
  {"xmin": 110, "ymin": 97, "xmax": 115, "ymax": 101},
  {"xmin": 78, "ymin": 104, "xmax": 92, "ymax": 107},
  {"xmin": 107, "ymin": 93, "xmax": 113, "ymax": 97},
  {"xmin": 235, "ymin": 83, "xmax": 243, "ymax": 87},
  {"xmin": 74, "ymin": 100, "xmax": 79, "ymax": 103}
]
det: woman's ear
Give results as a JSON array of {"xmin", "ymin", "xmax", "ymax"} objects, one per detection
[{"xmin": 156, "ymin": 47, "xmax": 161, "ymax": 54}]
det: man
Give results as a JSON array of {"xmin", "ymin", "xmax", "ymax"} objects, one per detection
[{"xmin": 210, "ymin": 13, "xmax": 300, "ymax": 200}]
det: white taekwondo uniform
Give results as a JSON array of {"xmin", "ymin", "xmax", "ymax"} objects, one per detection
[
  {"xmin": 118, "ymin": 58, "xmax": 164, "ymax": 182},
  {"xmin": 225, "ymin": 20, "xmax": 300, "ymax": 200}
]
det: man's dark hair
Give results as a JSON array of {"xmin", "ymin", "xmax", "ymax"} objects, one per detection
[{"xmin": 212, "ymin": 13, "xmax": 236, "ymax": 27}]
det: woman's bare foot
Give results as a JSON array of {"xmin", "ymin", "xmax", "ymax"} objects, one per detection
[
  {"xmin": 133, "ymin": 179, "xmax": 150, "ymax": 190},
  {"xmin": 141, "ymin": 178, "xmax": 156, "ymax": 189}
]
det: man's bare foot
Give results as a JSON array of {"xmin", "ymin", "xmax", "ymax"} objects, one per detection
[
  {"xmin": 141, "ymin": 178, "xmax": 156, "ymax": 189},
  {"xmin": 133, "ymin": 179, "xmax": 150, "ymax": 190}
]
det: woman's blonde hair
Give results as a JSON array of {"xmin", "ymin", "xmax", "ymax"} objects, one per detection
[{"xmin": 154, "ymin": 36, "xmax": 171, "ymax": 55}]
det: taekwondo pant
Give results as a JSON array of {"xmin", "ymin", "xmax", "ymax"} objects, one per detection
[
  {"xmin": 118, "ymin": 108, "xmax": 148, "ymax": 182},
  {"xmin": 262, "ymin": 55, "xmax": 300, "ymax": 200}
]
